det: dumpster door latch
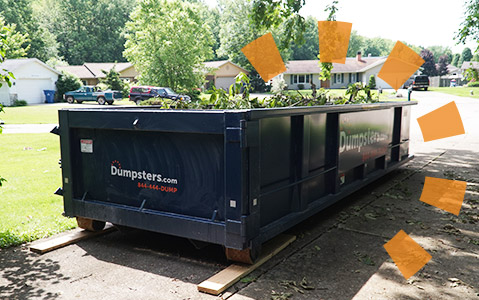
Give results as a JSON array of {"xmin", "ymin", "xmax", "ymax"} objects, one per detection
[{"xmin": 226, "ymin": 127, "xmax": 246, "ymax": 148}]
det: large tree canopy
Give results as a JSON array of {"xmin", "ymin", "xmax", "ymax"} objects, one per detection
[
  {"xmin": 420, "ymin": 49, "xmax": 437, "ymax": 76},
  {"xmin": 457, "ymin": 0, "xmax": 479, "ymax": 52},
  {"xmin": 124, "ymin": 0, "xmax": 213, "ymax": 90},
  {"xmin": 0, "ymin": 16, "xmax": 30, "ymax": 59},
  {"xmin": 50, "ymin": 0, "xmax": 134, "ymax": 65}
]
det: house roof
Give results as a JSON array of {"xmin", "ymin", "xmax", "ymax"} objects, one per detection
[
  {"xmin": 203, "ymin": 60, "xmax": 249, "ymax": 74},
  {"xmin": 56, "ymin": 62, "xmax": 134, "ymax": 79},
  {"xmin": 0, "ymin": 58, "xmax": 61, "ymax": 75},
  {"xmin": 56, "ymin": 65, "xmax": 96, "ymax": 78},
  {"xmin": 461, "ymin": 61, "xmax": 479, "ymax": 70},
  {"xmin": 284, "ymin": 57, "xmax": 386, "ymax": 74},
  {"xmin": 447, "ymin": 64, "xmax": 460, "ymax": 74}
]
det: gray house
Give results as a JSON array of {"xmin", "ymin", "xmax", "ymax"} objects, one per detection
[{"xmin": 278, "ymin": 53, "xmax": 392, "ymax": 90}]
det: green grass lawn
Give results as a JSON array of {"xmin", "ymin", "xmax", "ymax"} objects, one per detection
[
  {"xmin": 1, "ymin": 99, "xmax": 134, "ymax": 124},
  {"xmin": 429, "ymin": 87, "xmax": 479, "ymax": 98},
  {"xmin": 0, "ymin": 133, "xmax": 76, "ymax": 248}
]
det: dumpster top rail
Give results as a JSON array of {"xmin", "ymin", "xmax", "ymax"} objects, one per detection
[{"xmin": 61, "ymin": 101, "xmax": 417, "ymax": 120}]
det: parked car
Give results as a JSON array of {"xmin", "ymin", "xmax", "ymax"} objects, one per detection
[
  {"xmin": 402, "ymin": 75, "xmax": 429, "ymax": 91},
  {"xmin": 64, "ymin": 86, "xmax": 122, "ymax": 105},
  {"xmin": 129, "ymin": 86, "xmax": 191, "ymax": 105}
]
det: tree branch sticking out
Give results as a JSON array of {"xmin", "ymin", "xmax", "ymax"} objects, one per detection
[{"xmin": 319, "ymin": 0, "xmax": 339, "ymax": 82}]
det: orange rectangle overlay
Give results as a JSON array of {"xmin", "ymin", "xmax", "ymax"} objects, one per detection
[
  {"xmin": 420, "ymin": 177, "xmax": 467, "ymax": 215},
  {"xmin": 377, "ymin": 41, "xmax": 425, "ymax": 90},
  {"xmin": 416, "ymin": 101, "xmax": 465, "ymax": 142},
  {"xmin": 241, "ymin": 32, "xmax": 286, "ymax": 82},
  {"xmin": 384, "ymin": 230, "xmax": 431, "ymax": 280},
  {"xmin": 317, "ymin": 21, "xmax": 352, "ymax": 64}
]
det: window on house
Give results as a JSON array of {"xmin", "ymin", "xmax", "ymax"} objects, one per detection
[
  {"xmin": 290, "ymin": 75, "xmax": 294, "ymax": 85},
  {"xmin": 335, "ymin": 74, "xmax": 342, "ymax": 83},
  {"xmin": 291, "ymin": 74, "xmax": 312, "ymax": 84}
]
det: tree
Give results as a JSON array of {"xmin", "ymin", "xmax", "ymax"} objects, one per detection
[
  {"xmin": 289, "ymin": 16, "xmax": 319, "ymax": 60},
  {"xmin": 473, "ymin": 53, "xmax": 479, "ymax": 61},
  {"xmin": 0, "ymin": 16, "xmax": 30, "ymax": 59},
  {"xmin": 124, "ymin": 0, "xmax": 213, "ymax": 90},
  {"xmin": 0, "ymin": 19, "xmax": 18, "ymax": 187},
  {"xmin": 437, "ymin": 55, "xmax": 449, "ymax": 76},
  {"xmin": 462, "ymin": 47, "xmax": 473, "ymax": 64},
  {"xmin": 451, "ymin": 53, "xmax": 461, "ymax": 67},
  {"xmin": 100, "ymin": 67, "xmax": 128, "ymax": 97},
  {"xmin": 420, "ymin": 49, "xmax": 437, "ymax": 76},
  {"xmin": 456, "ymin": 0, "xmax": 479, "ymax": 53},
  {"xmin": 250, "ymin": 0, "xmax": 307, "ymax": 49},
  {"xmin": 427, "ymin": 45, "xmax": 452, "ymax": 63},
  {"xmin": 48, "ymin": 0, "xmax": 134, "ymax": 65},
  {"xmin": 55, "ymin": 71, "xmax": 82, "ymax": 101},
  {"xmin": 347, "ymin": 30, "xmax": 364, "ymax": 57},
  {"xmin": 217, "ymin": 0, "xmax": 261, "ymax": 68},
  {"xmin": 197, "ymin": 5, "xmax": 227, "ymax": 61},
  {"xmin": 368, "ymin": 75, "xmax": 376, "ymax": 89},
  {"xmin": 362, "ymin": 37, "xmax": 395, "ymax": 57},
  {"xmin": 0, "ymin": 0, "xmax": 53, "ymax": 61},
  {"xmin": 464, "ymin": 64, "xmax": 479, "ymax": 82}
]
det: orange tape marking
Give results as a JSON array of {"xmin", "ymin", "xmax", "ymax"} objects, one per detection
[
  {"xmin": 377, "ymin": 41, "xmax": 425, "ymax": 90},
  {"xmin": 241, "ymin": 33, "xmax": 286, "ymax": 82},
  {"xmin": 384, "ymin": 230, "xmax": 432, "ymax": 280},
  {"xmin": 317, "ymin": 21, "xmax": 352, "ymax": 64},
  {"xmin": 420, "ymin": 177, "xmax": 467, "ymax": 216},
  {"xmin": 416, "ymin": 101, "xmax": 465, "ymax": 142}
]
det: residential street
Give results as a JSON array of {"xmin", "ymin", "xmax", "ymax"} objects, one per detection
[{"xmin": 1, "ymin": 90, "xmax": 478, "ymax": 300}]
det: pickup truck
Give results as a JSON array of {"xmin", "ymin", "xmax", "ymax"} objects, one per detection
[
  {"xmin": 64, "ymin": 86, "xmax": 122, "ymax": 105},
  {"xmin": 402, "ymin": 75, "xmax": 429, "ymax": 91}
]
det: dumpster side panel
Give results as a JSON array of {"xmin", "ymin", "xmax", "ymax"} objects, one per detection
[
  {"xmin": 338, "ymin": 109, "xmax": 393, "ymax": 184},
  {"xmin": 259, "ymin": 117, "xmax": 292, "ymax": 226},
  {"xmin": 69, "ymin": 128, "xmax": 225, "ymax": 221}
]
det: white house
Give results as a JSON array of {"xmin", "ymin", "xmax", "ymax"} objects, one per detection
[
  {"xmin": 0, "ymin": 58, "xmax": 61, "ymax": 106},
  {"xmin": 278, "ymin": 52, "xmax": 392, "ymax": 90}
]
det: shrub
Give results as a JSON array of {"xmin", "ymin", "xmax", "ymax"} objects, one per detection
[
  {"xmin": 297, "ymin": 83, "xmax": 305, "ymax": 90},
  {"xmin": 12, "ymin": 100, "xmax": 27, "ymax": 107},
  {"xmin": 271, "ymin": 77, "xmax": 287, "ymax": 94},
  {"xmin": 178, "ymin": 88, "xmax": 201, "ymax": 101},
  {"xmin": 467, "ymin": 81, "xmax": 479, "ymax": 87},
  {"xmin": 368, "ymin": 75, "xmax": 376, "ymax": 89},
  {"xmin": 56, "ymin": 71, "xmax": 82, "ymax": 101},
  {"xmin": 100, "ymin": 67, "xmax": 129, "ymax": 97}
]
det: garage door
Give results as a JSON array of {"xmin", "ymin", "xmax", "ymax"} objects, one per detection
[
  {"xmin": 215, "ymin": 77, "xmax": 236, "ymax": 91},
  {"xmin": 16, "ymin": 79, "xmax": 55, "ymax": 104}
]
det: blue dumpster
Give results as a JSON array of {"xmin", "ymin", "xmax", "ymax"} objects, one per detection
[
  {"xmin": 44, "ymin": 90, "xmax": 55, "ymax": 103},
  {"xmin": 55, "ymin": 101, "xmax": 416, "ymax": 263}
]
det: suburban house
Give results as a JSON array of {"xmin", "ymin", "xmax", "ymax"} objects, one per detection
[
  {"xmin": 0, "ymin": 58, "xmax": 61, "ymax": 106},
  {"xmin": 460, "ymin": 61, "xmax": 479, "ymax": 73},
  {"xmin": 429, "ymin": 64, "xmax": 464, "ymax": 87},
  {"xmin": 203, "ymin": 60, "xmax": 249, "ymax": 90},
  {"xmin": 56, "ymin": 62, "xmax": 138, "ymax": 85},
  {"xmin": 278, "ymin": 52, "xmax": 392, "ymax": 90}
]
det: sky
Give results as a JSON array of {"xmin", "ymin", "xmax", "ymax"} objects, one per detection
[
  {"xmin": 300, "ymin": 0, "xmax": 476, "ymax": 53},
  {"xmin": 204, "ymin": 0, "xmax": 477, "ymax": 54}
]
